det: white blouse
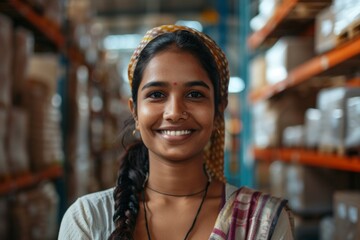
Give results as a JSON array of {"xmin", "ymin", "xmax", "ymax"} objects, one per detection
[{"xmin": 58, "ymin": 185, "xmax": 293, "ymax": 239}]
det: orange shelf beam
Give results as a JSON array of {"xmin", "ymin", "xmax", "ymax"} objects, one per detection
[
  {"xmin": 249, "ymin": 36, "xmax": 360, "ymax": 103},
  {"xmin": 253, "ymin": 148, "xmax": 360, "ymax": 172},
  {"xmin": 0, "ymin": 165, "xmax": 63, "ymax": 195},
  {"xmin": 247, "ymin": 0, "xmax": 298, "ymax": 50},
  {"xmin": 9, "ymin": 0, "xmax": 65, "ymax": 49}
]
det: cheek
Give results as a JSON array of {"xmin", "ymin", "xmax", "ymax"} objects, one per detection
[{"xmin": 136, "ymin": 103, "xmax": 161, "ymax": 124}]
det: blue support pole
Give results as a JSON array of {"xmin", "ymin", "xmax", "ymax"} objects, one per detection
[
  {"xmin": 239, "ymin": 0, "xmax": 255, "ymax": 188},
  {"xmin": 216, "ymin": 0, "xmax": 228, "ymax": 50}
]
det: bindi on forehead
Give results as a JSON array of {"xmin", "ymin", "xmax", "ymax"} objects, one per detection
[{"xmin": 173, "ymin": 82, "xmax": 177, "ymax": 86}]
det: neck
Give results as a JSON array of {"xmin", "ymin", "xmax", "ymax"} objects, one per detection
[{"xmin": 146, "ymin": 157, "xmax": 209, "ymax": 196}]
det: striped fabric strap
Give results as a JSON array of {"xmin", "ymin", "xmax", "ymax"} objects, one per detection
[{"xmin": 210, "ymin": 187, "xmax": 289, "ymax": 240}]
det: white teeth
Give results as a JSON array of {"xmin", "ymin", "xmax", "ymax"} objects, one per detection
[{"xmin": 162, "ymin": 130, "xmax": 191, "ymax": 136}]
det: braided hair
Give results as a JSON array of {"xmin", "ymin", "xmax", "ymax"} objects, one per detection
[{"xmin": 109, "ymin": 30, "xmax": 221, "ymax": 239}]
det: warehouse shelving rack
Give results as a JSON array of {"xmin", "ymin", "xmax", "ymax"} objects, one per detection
[
  {"xmin": 247, "ymin": 0, "xmax": 360, "ymax": 173},
  {"xmin": 0, "ymin": 0, "xmax": 67, "ymax": 197}
]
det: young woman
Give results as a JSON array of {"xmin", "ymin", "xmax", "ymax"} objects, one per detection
[{"xmin": 58, "ymin": 25, "xmax": 294, "ymax": 240}]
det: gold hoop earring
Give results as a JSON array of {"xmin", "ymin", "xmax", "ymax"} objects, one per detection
[{"xmin": 132, "ymin": 129, "xmax": 138, "ymax": 136}]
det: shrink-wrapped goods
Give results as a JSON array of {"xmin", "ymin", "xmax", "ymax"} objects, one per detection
[
  {"xmin": 0, "ymin": 108, "xmax": 9, "ymax": 177},
  {"xmin": 317, "ymin": 87, "xmax": 360, "ymax": 154},
  {"xmin": 332, "ymin": 0, "xmax": 360, "ymax": 42},
  {"xmin": 0, "ymin": 199, "xmax": 8, "ymax": 239},
  {"xmin": 265, "ymin": 37, "xmax": 314, "ymax": 85},
  {"xmin": 334, "ymin": 191, "xmax": 360, "ymax": 240},
  {"xmin": 250, "ymin": 55, "xmax": 267, "ymax": 90},
  {"xmin": 7, "ymin": 108, "xmax": 29, "ymax": 175},
  {"xmin": 315, "ymin": 6, "xmax": 337, "ymax": 53},
  {"xmin": 25, "ymin": 54, "xmax": 63, "ymax": 171},
  {"xmin": 345, "ymin": 97, "xmax": 360, "ymax": 151},
  {"xmin": 253, "ymin": 93, "xmax": 314, "ymax": 148},
  {"xmin": 0, "ymin": 14, "xmax": 13, "ymax": 107},
  {"xmin": 286, "ymin": 165, "xmax": 350, "ymax": 213},
  {"xmin": 44, "ymin": 0, "xmax": 64, "ymax": 25},
  {"xmin": 320, "ymin": 216, "xmax": 335, "ymax": 240},
  {"xmin": 304, "ymin": 108, "xmax": 322, "ymax": 148},
  {"xmin": 269, "ymin": 161, "xmax": 288, "ymax": 198},
  {"xmin": 282, "ymin": 125, "xmax": 305, "ymax": 148},
  {"xmin": 9, "ymin": 182, "xmax": 59, "ymax": 239},
  {"xmin": 12, "ymin": 27, "xmax": 34, "ymax": 103}
]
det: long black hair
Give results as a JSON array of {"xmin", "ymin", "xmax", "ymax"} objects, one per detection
[{"xmin": 108, "ymin": 30, "xmax": 221, "ymax": 240}]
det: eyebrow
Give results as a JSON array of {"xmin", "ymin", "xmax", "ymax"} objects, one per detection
[
  {"xmin": 141, "ymin": 81, "xmax": 167, "ymax": 91},
  {"xmin": 185, "ymin": 80, "xmax": 210, "ymax": 89},
  {"xmin": 141, "ymin": 80, "xmax": 210, "ymax": 91}
]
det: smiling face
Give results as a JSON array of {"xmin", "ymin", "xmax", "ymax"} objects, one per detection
[{"xmin": 129, "ymin": 48, "xmax": 215, "ymax": 163}]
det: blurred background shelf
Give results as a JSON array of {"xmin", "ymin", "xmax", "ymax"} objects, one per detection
[
  {"xmin": 247, "ymin": 0, "xmax": 332, "ymax": 50},
  {"xmin": 0, "ymin": 165, "xmax": 63, "ymax": 196},
  {"xmin": 249, "ymin": 36, "xmax": 360, "ymax": 103},
  {"xmin": 253, "ymin": 147, "xmax": 360, "ymax": 172},
  {"xmin": 0, "ymin": 0, "xmax": 64, "ymax": 51}
]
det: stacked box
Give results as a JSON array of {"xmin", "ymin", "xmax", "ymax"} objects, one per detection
[
  {"xmin": 269, "ymin": 161, "xmax": 287, "ymax": 198},
  {"xmin": 0, "ymin": 15, "xmax": 13, "ymax": 107},
  {"xmin": 320, "ymin": 216, "xmax": 335, "ymax": 240},
  {"xmin": 282, "ymin": 125, "xmax": 305, "ymax": 148},
  {"xmin": 317, "ymin": 87, "xmax": 360, "ymax": 154},
  {"xmin": 9, "ymin": 182, "xmax": 59, "ymax": 240},
  {"xmin": 7, "ymin": 108, "xmax": 29, "ymax": 175},
  {"xmin": 0, "ymin": 199, "xmax": 8, "ymax": 239},
  {"xmin": 345, "ymin": 97, "xmax": 360, "ymax": 150},
  {"xmin": 0, "ymin": 108, "xmax": 9, "ymax": 178},
  {"xmin": 250, "ymin": 55, "xmax": 267, "ymax": 90},
  {"xmin": 265, "ymin": 37, "xmax": 314, "ymax": 85},
  {"xmin": 67, "ymin": 65, "xmax": 100, "ymax": 202},
  {"xmin": 24, "ymin": 90, "xmax": 63, "ymax": 172},
  {"xmin": 304, "ymin": 108, "xmax": 322, "ymax": 148},
  {"xmin": 44, "ymin": 0, "xmax": 64, "ymax": 25},
  {"xmin": 12, "ymin": 27, "xmax": 34, "ymax": 104},
  {"xmin": 315, "ymin": 6, "xmax": 337, "ymax": 53},
  {"xmin": 25, "ymin": 54, "xmax": 63, "ymax": 171},
  {"xmin": 250, "ymin": 0, "xmax": 282, "ymax": 31},
  {"xmin": 334, "ymin": 191, "xmax": 360, "ymax": 240},
  {"xmin": 253, "ymin": 93, "xmax": 315, "ymax": 148},
  {"xmin": 332, "ymin": 0, "xmax": 360, "ymax": 41},
  {"xmin": 286, "ymin": 165, "xmax": 351, "ymax": 213}
]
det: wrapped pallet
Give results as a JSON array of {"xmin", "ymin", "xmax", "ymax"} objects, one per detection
[
  {"xmin": 0, "ymin": 14, "xmax": 13, "ymax": 107},
  {"xmin": 317, "ymin": 87, "xmax": 360, "ymax": 155},
  {"xmin": 7, "ymin": 107, "xmax": 30, "ymax": 175},
  {"xmin": 334, "ymin": 191, "xmax": 360, "ymax": 240},
  {"xmin": 265, "ymin": 37, "xmax": 314, "ymax": 85},
  {"xmin": 345, "ymin": 97, "xmax": 360, "ymax": 152},
  {"xmin": 304, "ymin": 108, "xmax": 322, "ymax": 149},
  {"xmin": 0, "ymin": 108, "xmax": 9, "ymax": 178},
  {"xmin": 286, "ymin": 165, "xmax": 351, "ymax": 213},
  {"xmin": 12, "ymin": 27, "xmax": 34, "ymax": 104}
]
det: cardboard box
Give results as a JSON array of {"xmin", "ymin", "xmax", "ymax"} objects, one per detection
[
  {"xmin": 317, "ymin": 87, "xmax": 360, "ymax": 153},
  {"xmin": 315, "ymin": 6, "xmax": 337, "ymax": 53},
  {"xmin": 286, "ymin": 165, "xmax": 351, "ymax": 213},
  {"xmin": 345, "ymin": 97, "xmax": 360, "ymax": 149},
  {"xmin": 304, "ymin": 108, "xmax": 322, "ymax": 149},
  {"xmin": 0, "ymin": 15, "xmax": 13, "ymax": 107},
  {"xmin": 334, "ymin": 191, "xmax": 360, "ymax": 240},
  {"xmin": 265, "ymin": 37, "xmax": 314, "ymax": 85}
]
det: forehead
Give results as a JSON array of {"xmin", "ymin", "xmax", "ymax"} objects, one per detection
[{"xmin": 140, "ymin": 49, "xmax": 213, "ymax": 87}]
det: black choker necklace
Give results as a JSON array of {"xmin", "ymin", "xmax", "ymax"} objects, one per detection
[
  {"xmin": 146, "ymin": 185, "xmax": 207, "ymax": 197},
  {"xmin": 141, "ymin": 180, "xmax": 211, "ymax": 240}
]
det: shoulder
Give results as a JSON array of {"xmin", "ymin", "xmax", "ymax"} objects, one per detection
[
  {"xmin": 58, "ymin": 188, "xmax": 115, "ymax": 239},
  {"xmin": 224, "ymin": 185, "xmax": 294, "ymax": 237}
]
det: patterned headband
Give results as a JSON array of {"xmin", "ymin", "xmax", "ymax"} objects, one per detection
[{"xmin": 128, "ymin": 25, "xmax": 230, "ymax": 182}]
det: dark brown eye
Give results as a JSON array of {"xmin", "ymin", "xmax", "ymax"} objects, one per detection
[{"xmin": 187, "ymin": 91, "xmax": 204, "ymax": 98}]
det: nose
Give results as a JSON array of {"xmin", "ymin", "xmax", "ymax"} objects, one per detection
[{"xmin": 163, "ymin": 96, "xmax": 188, "ymax": 122}]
